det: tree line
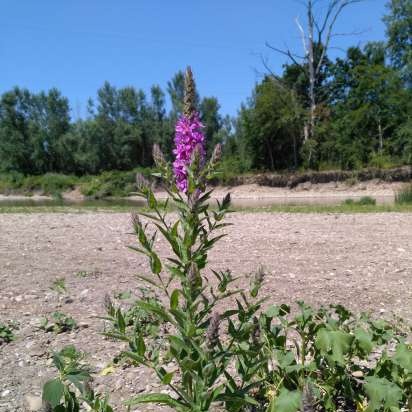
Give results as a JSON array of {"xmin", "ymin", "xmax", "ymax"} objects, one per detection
[{"xmin": 0, "ymin": 0, "xmax": 410, "ymax": 176}]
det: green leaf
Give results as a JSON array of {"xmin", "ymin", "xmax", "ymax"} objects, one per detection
[
  {"xmin": 354, "ymin": 328, "xmax": 374, "ymax": 354},
  {"xmin": 125, "ymin": 393, "xmax": 185, "ymax": 409},
  {"xmin": 136, "ymin": 335, "xmax": 146, "ymax": 357},
  {"xmin": 150, "ymin": 253, "xmax": 162, "ymax": 274},
  {"xmin": 270, "ymin": 388, "xmax": 301, "ymax": 412},
  {"xmin": 42, "ymin": 378, "xmax": 65, "ymax": 408},
  {"xmin": 170, "ymin": 289, "xmax": 179, "ymax": 310},
  {"xmin": 66, "ymin": 371, "xmax": 91, "ymax": 392},
  {"xmin": 392, "ymin": 343, "xmax": 412, "ymax": 371},
  {"xmin": 116, "ymin": 309, "xmax": 126, "ymax": 333},
  {"xmin": 315, "ymin": 329, "xmax": 353, "ymax": 365},
  {"xmin": 364, "ymin": 377, "xmax": 402, "ymax": 411},
  {"xmin": 162, "ymin": 372, "xmax": 174, "ymax": 385}
]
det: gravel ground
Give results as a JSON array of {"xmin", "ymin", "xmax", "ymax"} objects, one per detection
[{"xmin": 0, "ymin": 211, "xmax": 411, "ymax": 411}]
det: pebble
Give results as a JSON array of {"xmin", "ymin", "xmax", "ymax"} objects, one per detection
[
  {"xmin": 24, "ymin": 395, "xmax": 43, "ymax": 411},
  {"xmin": 1, "ymin": 390, "xmax": 10, "ymax": 397}
]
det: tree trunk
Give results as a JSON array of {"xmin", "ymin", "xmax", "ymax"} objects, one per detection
[
  {"xmin": 307, "ymin": 0, "xmax": 316, "ymax": 142},
  {"xmin": 378, "ymin": 118, "xmax": 383, "ymax": 153}
]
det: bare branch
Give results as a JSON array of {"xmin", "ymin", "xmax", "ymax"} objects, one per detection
[
  {"xmin": 265, "ymin": 42, "xmax": 305, "ymax": 67},
  {"xmin": 295, "ymin": 16, "xmax": 309, "ymax": 56}
]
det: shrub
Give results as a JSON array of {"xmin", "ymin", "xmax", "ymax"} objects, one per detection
[
  {"xmin": 358, "ymin": 196, "xmax": 377, "ymax": 205},
  {"xmin": 343, "ymin": 196, "xmax": 376, "ymax": 206},
  {"xmin": 0, "ymin": 172, "xmax": 77, "ymax": 195},
  {"xmin": 395, "ymin": 183, "xmax": 412, "ymax": 204},
  {"xmin": 79, "ymin": 168, "xmax": 152, "ymax": 198}
]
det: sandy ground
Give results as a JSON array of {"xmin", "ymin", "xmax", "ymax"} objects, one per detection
[{"xmin": 0, "ymin": 211, "xmax": 411, "ymax": 411}]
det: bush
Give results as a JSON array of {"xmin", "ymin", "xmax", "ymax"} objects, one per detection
[
  {"xmin": 395, "ymin": 183, "xmax": 412, "ymax": 204},
  {"xmin": 343, "ymin": 196, "xmax": 376, "ymax": 206},
  {"xmin": 0, "ymin": 172, "xmax": 77, "ymax": 195},
  {"xmin": 80, "ymin": 168, "xmax": 152, "ymax": 198}
]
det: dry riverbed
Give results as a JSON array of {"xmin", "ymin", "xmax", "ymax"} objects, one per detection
[{"xmin": 0, "ymin": 212, "xmax": 411, "ymax": 411}]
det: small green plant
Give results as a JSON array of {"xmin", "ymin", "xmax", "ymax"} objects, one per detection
[
  {"xmin": 395, "ymin": 183, "xmax": 412, "ymax": 204},
  {"xmin": 40, "ymin": 312, "xmax": 77, "ymax": 334},
  {"xmin": 42, "ymin": 345, "xmax": 113, "ymax": 412},
  {"xmin": 358, "ymin": 196, "xmax": 376, "ymax": 205},
  {"xmin": 50, "ymin": 278, "xmax": 67, "ymax": 294},
  {"xmin": 0, "ymin": 321, "xmax": 17, "ymax": 344},
  {"xmin": 75, "ymin": 270, "xmax": 101, "ymax": 278}
]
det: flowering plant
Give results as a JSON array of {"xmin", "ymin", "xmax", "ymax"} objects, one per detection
[{"xmin": 43, "ymin": 67, "xmax": 412, "ymax": 412}]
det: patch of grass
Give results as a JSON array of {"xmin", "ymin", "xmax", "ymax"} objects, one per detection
[
  {"xmin": 343, "ymin": 196, "xmax": 376, "ymax": 206},
  {"xmin": 50, "ymin": 278, "xmax": 67, "ymax": 294},
  {"xmin": 40, "ymin": 312, "xmax": 77, "ymax": 334},
  {"xmin": 2, "ymin": 201, "xmax": 412, "ymax": 214},
  {"xmin": 395, "ymin": 184, "xmax": 412, "ymax": 204}
]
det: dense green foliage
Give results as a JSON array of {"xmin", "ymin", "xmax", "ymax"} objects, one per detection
[{"xmin": 1, "ymin": 2, "xmax": 410, "ymax": 176}]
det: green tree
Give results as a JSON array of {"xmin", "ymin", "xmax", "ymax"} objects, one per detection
[
  {"xmin": 237, "ymin": 77, "xmax": 304, "ymax": 170},
  {"xmin": 384, "ymin": 0, "xmax": 412, "ymax": 85}
]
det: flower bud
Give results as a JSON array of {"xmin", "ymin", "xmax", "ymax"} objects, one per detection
[
  {"xmin": 131, "ymin": 211, "xmax": 141, "ymax": 233},
  {"xmin": 103, "ymin": 293, "xmax": 114, "ymax": 314},
  {"xmin": 136, "ymin": 173, "xmax": 149, "ymax": 191},
  {"xmin": 252, "ymin": 317, "xmax": 261, "ymax": 346},
  {"xmin": 184, "ymin": 66, "xmax": 197, "ymax": 118},
  {"xmin": 206, "ymin": 313, "xmax": 221, "ymax": 349},
  {"xmin": 250, "ymin": 265, "xmax": 265, "ymax": 298}
]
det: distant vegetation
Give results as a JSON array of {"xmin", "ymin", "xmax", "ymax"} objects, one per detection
[
  {"xmin": 0, "ymin": 0, "xmax": 411, "ymax": 179},
  {"xmin": 395, "ymin": 183, "xmax": 412, "ymax": 204}
]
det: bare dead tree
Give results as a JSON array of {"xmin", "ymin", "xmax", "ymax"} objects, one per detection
[{"xmin": 266, "ymin": 0, "xmax": 364, "ymax": 164}]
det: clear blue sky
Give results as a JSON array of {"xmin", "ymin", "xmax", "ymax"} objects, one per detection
[{"xmin": 1, "ymin": 0, "xmax": 388, "ymax": 117}]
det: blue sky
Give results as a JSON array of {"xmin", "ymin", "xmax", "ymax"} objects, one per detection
[{"xmin": 1, "ymin": 0, "xmax": 388, "ymax": 117}]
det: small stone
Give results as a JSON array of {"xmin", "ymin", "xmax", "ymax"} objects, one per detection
[
  {"xmin": 24, "ymin": 395, "xmax": 43, "ymax": 411},
  {"xmin": 1, "ymin": 389, "xmax": 10, "ymax": 397},
  {"xmin": 15, "ymin": 295, "xmax": 23, "ymax": 302},
  {"xmin": 352, "ymin": 370, "xmax": 364, "ymax": 378}
]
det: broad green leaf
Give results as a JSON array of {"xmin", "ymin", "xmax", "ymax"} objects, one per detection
[
  {"xmin": 354, "ymin": 328, "xmax": 374, "ymax": 354},
  {"xmin": 269, "ymin": 388, "xmax": 301, "ymax": 412},
  {"xmin": 364, "ymin": 377, "xmax": 402, "ymax": 411},
  {"xmin": 392, "ymin": 343, "xmax": 412, "ymax": 371},
  {"xmin": 315, "ymin": 329, "xmax": 353, "ymax": 365},
  {"xmin": 42, "ymin": 378, "xmax": 64, "ymax": 408}
]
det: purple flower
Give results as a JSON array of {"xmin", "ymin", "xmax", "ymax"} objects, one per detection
[{"xmin": 173, "ymin": 112, "xmax": 205, "ymax": 193}]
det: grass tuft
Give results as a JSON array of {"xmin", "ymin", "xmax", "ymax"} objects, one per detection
[{"xmin": 395, "ymin": 184, "xmax": 412, "ymax": 204}]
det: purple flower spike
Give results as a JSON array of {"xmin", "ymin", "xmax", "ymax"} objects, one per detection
[{"xmin": 173, "ymin": 112, "xmax": 205, "ymax": 193}]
